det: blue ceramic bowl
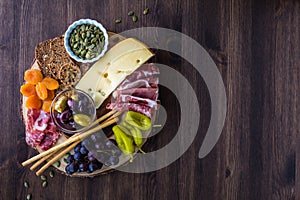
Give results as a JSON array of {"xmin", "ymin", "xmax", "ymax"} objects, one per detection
[{"xmin": 64, "ymin": 19, "xmax": 109, "ymax": 63}]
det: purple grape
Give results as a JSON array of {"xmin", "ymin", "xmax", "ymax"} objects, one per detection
[
  {"xmin": 109, "ymin": 156, "xmax": 119, "ymax": 165},
  {"xmin": 65, "ymin": 162, "xmax": 78, "ymax": 174},
  {"xmin": 88, "ymin": 151, "xmax": 96, "ymax": 161},
  {"xmin": 95, "ymin": 142, "xmax": 104, "ymax": 150},
  {"xmin": 73, "ymin": 152, "xmax": 82, "ymax": 161},
  {"xmin": 81, "ymin": 140, "xmax": 90, "ymax": 147},
  {"xmin": 78, "ymin": 162, "xmax": 89, "ymax": 172},
  {"xmin": 88, "ymin": 162, "xmax": 100, "ymax": 172},
  {"xmin": 80, "ymin": 146, "xmax": 88, "ymax": 155},
  {"xmin": 104, "ymin": 160, "xmax": 112, "ymax": 167},
  {"xmin": 90, "ymin": 134, "xmax": 98, "ymax": 142},
  {"xmin": 74, "ymin": 144, "xmax": 81, "ymax": 153},
  {"xmin": 113, "ymin": 148, "xmax": 122, "ymax": 157},
  {"xmin": 96, "ymin": 152, "xmax": 109, "ymax": 163},
  {"xmin": 105, "ymin": 140, "xmax": 117, "ymax": 149},
  {"xmin": 66, "ymin": 155, "xmax": 74, "ymax": 164},
  {"xmin": 67, "ymin": 98, "xmax": 74, "ymax": 109}
]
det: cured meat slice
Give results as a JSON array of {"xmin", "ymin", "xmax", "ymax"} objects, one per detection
[
  {"xmin": 114, "ymin": 94, "xmax": 158, "ymax": 108},
  {"xmin": 25, "ymin": 108, "xmax": 60, "ymax": 150},
  {"xmin": 125, "ymin": 63, "xmax": 159, "ymax": 82},
  {"xmin": 117, "ymin": 77, "xmax": 158, "ymax": 91},
  {"xmin": 39, "ymin": 122, "xmax": 60, "ymax": 150},
  {"xmin": 106, "ymin": 103, "xmax": 154, "ymax": 118},
  {"xmin": 114, "ymin": 88, "xmax": 158, "ymax": 101}
]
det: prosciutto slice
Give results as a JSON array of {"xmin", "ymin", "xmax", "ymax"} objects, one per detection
[
  {"xmin": 125, "ymin": 63, "xmax": 160, "ymax": 82},
  {"xmin": 114, "ymin": 88, "xmax": 158, "ymax": 101},
  {"xmin": 106, "ymin": 103, "xmax": 154, "ymax": 118},
  {"xmin": 108, "ymin": 63, "xmax": 159, "ymax": 118},
  {"xmin": 117, "ymin": 77, "xmax": 158, "ymax": 91},
  {"xmin": 25, "ymin": 108, "xmax": 60, "ymax": 150},
  {"xmin": 113, "ymin": 94, "xmax": 158, "ymax": 108}
]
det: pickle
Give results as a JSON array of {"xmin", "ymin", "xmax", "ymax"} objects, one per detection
[
  {"xmin": 112, "ymin": 125, "xmax": 135, "ymax": 155},
  {"xmin": 122, "ymin": 122, "xmax": 143, "ymax": 147},
  {"xmin": 125, "ymin": 111, "xmax": 151, "ymax": 131},
  {"xmin": 54, "ymin": 96, "xmax": 68, "ymax": 113}
]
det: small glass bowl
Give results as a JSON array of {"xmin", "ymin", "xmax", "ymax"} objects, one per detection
[
  {"xmin": 50, "ymin": 88, "xmax": 96, "ymax": 135},
  {"xmin": 64, "ymin": 19, "xmax": 109, "ymax": 63}
]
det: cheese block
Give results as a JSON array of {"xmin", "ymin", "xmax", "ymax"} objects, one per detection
[{"xmin": 76, "ymin": 38, "xmax": 154, "ymax": 108}]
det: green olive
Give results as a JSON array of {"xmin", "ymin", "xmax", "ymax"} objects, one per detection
[
  {"xmin": 54, "ymin": 96, "xmax": 67, "ymax": 113},
  {"xmin": 74, "ymin": 114, "xmax": 91, "ymax": 127}
]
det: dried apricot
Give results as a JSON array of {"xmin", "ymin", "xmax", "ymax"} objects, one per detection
[
  {"xmin": 41, "ymin": 77, "xmax": 59, "ymax": 90},
  {"xmin": 26, "ymin": 95, "xmax": 42, "ymax": 109},
  {"xmin": 24, "ymin": 69, "xmax": 43, "ymax": 84},
  {"xmin": 20, "ymin": 83, "xmax": 36, "ymax": 97},
  {"xmin": 45, "ymin": 90, "xmax": 55, "ymax": 100},
  {"xmin": 42, "ymin": 100, "xmax": 52, "ymax": 113},
  {"xmin": 36, "ymin": 82, "xmax": 48, "ymax": 100}
]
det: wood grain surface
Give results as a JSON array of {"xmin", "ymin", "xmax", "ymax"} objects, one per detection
[{"xmin": 0, "ymin": 0, "xmax": 299, "ymax": 199}]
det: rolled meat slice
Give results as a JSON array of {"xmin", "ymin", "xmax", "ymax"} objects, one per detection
[
  {"xmin": 106, "ymin": 102, "xmax": 154, "ymax": 118},
  {"xmin": 113, "ymin": 94, "xmax": 158, "ymax": 108}
]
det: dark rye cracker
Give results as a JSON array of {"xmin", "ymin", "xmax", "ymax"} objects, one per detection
[{"xmin": 35, "ymin": 36, "xmax": 81, "ymax": 89}]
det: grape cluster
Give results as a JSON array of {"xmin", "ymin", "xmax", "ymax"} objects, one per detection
[{"xmin": 65, "ymin": 133, "xmax": 122, "ymax": 175}]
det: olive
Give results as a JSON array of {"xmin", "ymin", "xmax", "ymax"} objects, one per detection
[{"xmin": 74, "ymin": 114, "xmax": 92, "ymax": 127}]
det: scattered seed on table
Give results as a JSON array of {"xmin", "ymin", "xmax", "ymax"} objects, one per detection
[
  {"xmin": 128, "ymin": 11, "xmax": 134, "ymax": 16},
  {"xmin": 26, "ymin": 194, "xmax": 32, "ymax": 200},
  {"xmin": 115, "ymin": 19, "xmax": 122, "ymax": 24},
  {"xmin": 132, "ymin": 15, "xmax": 138, "ymax": 22},
  {"xmin": 49, "ymin": 170, "xmax": 54, "ymax": 178},
  {"xmin": 143, "ymin": 8, "xmax": 149, "ymax": 15},
  {"xmin": 42, "ymin": 181, "xmax": 47, "ymax": 188},
  {"xmin": 54, "ymin": 161, "xmax": 60, "ymax": 167},
  {"xmin": 24, "ymin": 181, "xmax": 29, "ymax": 188},
  {"xmin": 63, "ymin": 153, "xmax": 70, "ymax": 164},
  {"xmin": 40, "ymin": 175, "xmax": 47, "ymax": 181}
]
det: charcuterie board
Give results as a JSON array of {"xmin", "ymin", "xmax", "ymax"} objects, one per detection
[{"xmin": 20, "ymin": 20, "xmax": 160, "ymax": 177}]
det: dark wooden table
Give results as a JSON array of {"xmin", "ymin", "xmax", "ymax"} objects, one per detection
[{"xmin": 1, "ymin": 0, "xmax": 299, "ymax": 199}]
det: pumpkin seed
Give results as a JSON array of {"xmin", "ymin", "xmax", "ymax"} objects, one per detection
[
  {"xmin": 132, "ymin": 15, "xmax": 138, "ymax": 22},
  {"xmin": 54, "ymin": 161, "xmax": 60, "ymax": 167},
  {"xmin": 49, "ymin": 171, "xmax": 54, "ymax": 178},
  {"xmin": 80, "ymin": 50, "xmax": 86, "ymax": 56},
  {"xmin": 41, "ymin": 175, "xmax": 47, "ymax": 181},
  {"xmin": 115, "ymin": 19, "xmax": 121, "ymax": 24},
  {"xmin": 86, "ymin": 31, "xmax": 91, "ymax": 37},
  {"xmin": 101, "ymin": 35, "xmax": 105, "ymax": 41},
  {"xmin": 85, "ymin": 53, "xmax": 91, "ymax": 59},
  {"xmin": 24, "ymin": 181, "xmax": 29, "ymax": 188},
  {"xmin": 88, "ymin": 44, "xmax": 95, "ymax": 49},
  {"xmin": 91, "ymin": 38, "xmax": 97, "ymax": 43},
  {"xmin": 42, "ymin": 181, "xmax": 47, "ymax": 188},
  {"xmin": 143, "ymin": 8, "xmax": 149, "ymax": 15},
  {"xmin": 73, "ymin": 43, "xmax": 78, "ymax": 49},
  {"xmin": 26, "ymin": 194, "xmax": 32, "ymax": 200},
  {"xmin": 128, "ymin": 11, "xmax": 134, "ymax": 16},
  {"xmin": 63, "ymin": 153, "xmax": 70, "ymax": 163}
]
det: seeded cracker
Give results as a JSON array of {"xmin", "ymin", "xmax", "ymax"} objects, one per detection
[
  {"xmin": 58, "ymin": 62, "xmax": 81, "ymax": 90},
  {"xmin": 35, "ymin": 36, "xmax": 81, "ymax": 89}
]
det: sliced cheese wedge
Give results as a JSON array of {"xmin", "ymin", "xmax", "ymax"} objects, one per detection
[{"xmin": 76, "ymin": 38, "xmax": 154, "ymax": 108}]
